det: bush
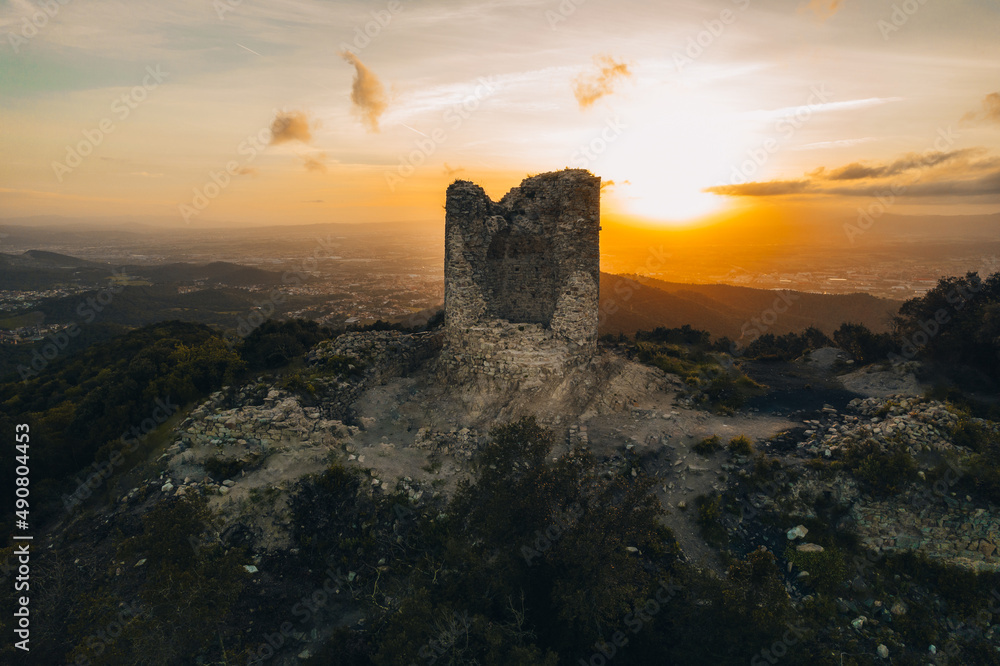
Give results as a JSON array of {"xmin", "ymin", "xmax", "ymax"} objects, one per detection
[
  {"xmin": 833, "ymin": 323, "xmax": 895, "ymax": 366},
  {"xmin": 844, "ymin": 437, "xmax": 917, "ymax": 495},
  {"xmin": 785, "ymin": 544, "xmax": 848, "ymax": 595},
  {"xmin": 693, "ymin": 435, "xmax": 723, "ymax": 455},
  {"xmin": 240, "ymin": 319, "xmax": 332, "ymax": 370},
  {"xmin": 695, "ymin": 493, "xmax": 727, "ymax": 546},
  {"xmin": 952, "ymin": 419, "xmax": 992, "ymax": 453},
  {"xmin": 280, "ymin": 372, "xmax": 316, "ymax": 396},
  {"xmin": 728, "ymin": 435, "xmax": 754, "ymax": 455},
  {"xmin": 202, "ymin": 456, "xmax": 245, "ymax": 481},
  {"xmin": 320, "ymin": 354, "xmax": 365, "ymax": 378}
]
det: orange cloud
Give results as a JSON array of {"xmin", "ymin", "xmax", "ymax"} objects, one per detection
[
  {"xmin": 301, "ymin": 153, "xmax": 328, "ymax": 173},
  {"xmin": 573, "ymin": 55, "xmax": 632, "ymax": 110},
  {"xmin": 341, "ymin": 51, "xmax": 388, "ymax": 132},
  {"xmin": 270, "ymin": 111, "xmax": 312, "ymax": 145},
  {"xmin": 802, "ymin": 0, "xmax": 843, "ymax": 20},
  {"xmin": 962, "ymin": 92, "xmax": 1000, "ymax": 125},
  {"xmin": 706, "ymin": 148, "xmax": 1000, "ymax": 198}
]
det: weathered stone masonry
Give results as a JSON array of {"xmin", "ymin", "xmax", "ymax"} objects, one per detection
[{"xmin": 441, "ymin": 169, "xmax": 601, "ymax": 379}]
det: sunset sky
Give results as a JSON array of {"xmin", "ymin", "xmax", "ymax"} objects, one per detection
[{"xmin": 1, "ymin": 0, "xmax": 998, "ymax": 228}]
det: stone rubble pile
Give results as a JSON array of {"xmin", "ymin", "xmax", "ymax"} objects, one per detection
[
  {"xmin": 308, "ymin": 330, "xmax": 440, "ymax": 381},
  {"xmin": 757, "ymin": 394, "xmax": 1000, "ymax": 572},
  {"xmin": 412, "ymin": 426, "xmax": 484, "ymax": 459},
  {"xmin": 850, "ymin": 498, "xmax": 1000, "ymax": 572},
  {"xmin": 170, "ymin": 388, "xmax": 354, "ymax": 453},
  {"xmin": 138, "ymin": 388, "xmax": 357, "ymax": 502},
  {"xmin": 783, "ymin": 395, "xmax": 986, "ymax": 459}
]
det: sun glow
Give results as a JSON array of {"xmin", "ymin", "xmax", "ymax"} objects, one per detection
[{"xmin": 595, "ymin": 81, "xmax": 752, "ymax": 226}]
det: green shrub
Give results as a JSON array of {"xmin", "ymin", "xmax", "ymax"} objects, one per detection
[
  {"xmin": 280, "ymin": 372, "xmax": 316, "ymax": 396},
  {"xmin": 785, "ymin": 544, "xmax": 848, "ymax": 594},
  {"xmin": 728, "ymin": 435, "xmax": 754, "ymax": 455},
  {"xmin": 203, "ymin": 457, "xmax": 238, "ymax": 480},
  {"xmin": 693, "ymin": 435, "xmax": 723, "ymax": 455},
  {"xmin": 952, "ymin": 419, "xmax": 992, "ymax": 453},
  {"xmin": 695, "ymin": 493, "xmax": 727, "ymax": 546},
  {"xmin": 844, "ymin": 437, "xmax": 917, "ymax": 495},
  {"xmin": 320, "ymin": 354, "xmax": 365, "ymax": 378}
]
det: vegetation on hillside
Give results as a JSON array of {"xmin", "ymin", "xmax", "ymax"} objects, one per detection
[{"xmin": 1, "ymin": 270, "xmax": 999, "ymax": 664}]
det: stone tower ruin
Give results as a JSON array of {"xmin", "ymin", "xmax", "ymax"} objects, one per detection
[{"xmin": 441, "ymin": 169, "xmax": 601, "ymax": 381}]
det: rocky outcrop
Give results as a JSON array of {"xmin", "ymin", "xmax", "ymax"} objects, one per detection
[
  {"xmin": 782, "ymin": 395, "xmax": 969, "ymax": 459},
  {"xmin": 851, "ymin": 498, "xmax": 1000, "ymax": 572},
  {"xmin": 759, "ymin": 394, "xmax": 1000, "ymax": 572}
]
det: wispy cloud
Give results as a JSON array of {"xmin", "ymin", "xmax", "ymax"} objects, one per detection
[
  {"xmin": 0, "ymin": 187, "xmax": 142, "ymax": 203},
  {"xmin": 812, "ymin": 149, "xmax": 978, "ymax": 180},
  {"xmin": 962, "ymin": 92, "xmax": 1000, "ymax": 125},
  {"xmin": 341, "ymin": 51, "xmax": 388, "ymax": 132},
  {"xmin": 794, "ymin": 137, "xmax": 879, "ymax": 150},
  {"xmin": 301, "ymin": 152, "xmax": 328, "ymax": 173},
  {"xmin": 707, "ymin": 148, "xmax": 1000, "ymax": 199},
  {"xmin": 743, "ymin": 97, "xmax": 904, "ymax": 124},
  {"xmin": 270, "ymin": 111, "xmax": 312, "ymax": 145},
  {"xmin": 572, "ymin": 55, "xmax": 632, "ymax": 110}
]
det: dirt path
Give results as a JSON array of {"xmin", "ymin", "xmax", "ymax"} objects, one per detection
[{"xmin": 343, "ymin": 357, "xmax": 798, "ymax": 570}]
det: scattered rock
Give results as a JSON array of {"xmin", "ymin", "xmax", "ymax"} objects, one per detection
[{"xmin": 787, "ymin": 525, "xmax": 808, "ymax": 540}]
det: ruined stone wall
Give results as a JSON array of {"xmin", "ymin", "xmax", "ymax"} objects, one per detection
[{"xmin": 442, "ymin": 169, "xmax": 600, "ymax": 380}]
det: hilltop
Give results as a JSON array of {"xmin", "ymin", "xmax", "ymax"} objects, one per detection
[
  {"xmin": 599, "ymin": 274, "xmax": 901, "ymax": 340},
  {"xmin": 1, "ymin": 280, "xmax": 998, "ymax": 663}
]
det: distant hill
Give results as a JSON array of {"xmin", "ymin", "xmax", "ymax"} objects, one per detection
[
  {"xmin": 0, "ymin": 251, "xmax": 113, "ymax": 289},
  {"xmin": 124, "ymin": 261, "xmax": 284, "ymax": 287},
  {"xmin": 599, "ymin": 273, "xmax": 901, "ymax": 340},
  {"xmin": 12, "ymin": 250, "xmax": 102, "ymax": 268},
  {"xmin": 13, "ymin": 284, "xmax": 341, "ymax": 333},
  {"xmin": 0, "ymin": 250, "xmax": 285, "ymax": 290}
]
